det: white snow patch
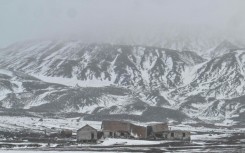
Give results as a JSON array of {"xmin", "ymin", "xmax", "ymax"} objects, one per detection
[
  {"xmin": 100, "ymin": 138, "xmax": 168, "ymax": 146},
  {"xmin": 0, "ymin": 69, "xmax": 13, "ymax": 76},
  {"xmin": 33, "ymin": 75, "xmax": 113, "ymax": 87}
]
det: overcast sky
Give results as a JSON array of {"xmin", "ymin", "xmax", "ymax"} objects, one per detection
[{"xmin": 0, "ymin": 0, "xmax": 244, "ymax": 48}]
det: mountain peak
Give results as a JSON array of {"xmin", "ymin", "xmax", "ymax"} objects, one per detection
[{"xmin": 209, "ymin": 40, "xmax": 239, "ymax": 58}]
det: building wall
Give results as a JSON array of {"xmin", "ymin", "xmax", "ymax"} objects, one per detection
[
  {"xmin": 102, "ymin": 121, "xmax": 147, "ymax": 139},
  {"xmin": 101, "ymin": 121, "xmax": 190, "ymax": 141},
  {"xmin": 102, "ymin": 120, "xmax": 131, "ymax": 132},
  {"xmin": 151, "ymin": 123, "xmax": 169, "ymax": 133},
  {"xmin": 103, "ymin": 131, "xmax": 111, "ymax": 138},
  {"xmin": 77, "ymin": 126, "xmax": 97, "ymax": 142},
  {"xmin": 162, "ymin": 131, "xmax": 191, "ymax": 140},
  {"xmin": 130, "ymin": 124, "xmax": 147, "ymax": 139},
  {"xmin": 103, "ymin": 130, "xmax": 129, "ymax": 138}
]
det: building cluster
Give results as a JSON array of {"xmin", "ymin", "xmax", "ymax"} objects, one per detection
[{"xmin": 76, "ymin": 120, "xmax": 191, "ymax": 143}]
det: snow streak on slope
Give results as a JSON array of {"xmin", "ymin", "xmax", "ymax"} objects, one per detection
[
  {"xmin": 0, "ymin": 69, "xmax": 68, "ymax": 109},
  {"xmin": 0, "ymin": 40, "xmax": 245, "ymax": 124},
  {"xmin": 33, "ymin": 74, "xmax": 113, "ymax": 87},
  {"xmin": 170, "ymin": 50, "xmax": 245, "ymax": 122},
  {"xmin": 172, "ymin": 50, "xmax": 245, "ymax": 99},
  {"xmin": 0, "ymin": 41, "xmax": 205, "ymax": 90}
]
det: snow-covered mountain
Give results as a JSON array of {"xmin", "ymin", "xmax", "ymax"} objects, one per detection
[
  {"xmin": 0, "ymin": 40, "xmax": 244, "ymax": 124},
  {"xmin": 172, "ymin": 50, "xmax": 245, "ymax": 99},
  {"xmin": 0, "ymin": 41, "xmax": 205, "ymax": 89},
  {"xmin": 0, "ymin": 69, "xmax": 188, "ymax": 122},
  {"xmin": 209, "ymin": 40, "xmax": 240, "ymax": 58},
  {"xmin": 0, "ymin": 69, "xmax": 66, "ymax": 109},
  {"xmin": 170, "ymin": 49, "xmax": 245, "ymax": 122}
]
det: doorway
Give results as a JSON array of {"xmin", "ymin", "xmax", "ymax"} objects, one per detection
[{"xmin": 91, "ymin": 133, "xmax": 94, "ymax": 139}]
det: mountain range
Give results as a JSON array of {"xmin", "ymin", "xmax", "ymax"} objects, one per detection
[{"xmin": 0, "ymin": 40, "xmax": 244, "ymax": 124}]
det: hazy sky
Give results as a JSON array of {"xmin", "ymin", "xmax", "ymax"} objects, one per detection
[{"xmin": 0, "ymin": 0, "xmax": 244, "ymax": 48}]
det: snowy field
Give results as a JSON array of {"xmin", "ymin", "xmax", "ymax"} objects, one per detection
[
  {"xmin": 0, "ymin": 151, "xmax": 132, "ymax": 153},
  {"xmin": 0, "ymin": 115, "xmax": 245, "ymax": 152},
  {"xmin": 0, "ymin": 115, "xmax": 244, "ymax": 136},
  {"xmin": 0, "ymin": 116, "xmax": 102, "ymax": 133},
  {"xmin": 0, "ymin": 115, "xmax": 243, "ymax": 135}
]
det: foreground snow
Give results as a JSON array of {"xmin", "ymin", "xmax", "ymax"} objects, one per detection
[
  {"xmin": 0, "ymin": 151, "xmax": 129, "ymax": 153},
  {"xmin": 99, "ymin": 138, "xmax": 167, "ymax": 146}
]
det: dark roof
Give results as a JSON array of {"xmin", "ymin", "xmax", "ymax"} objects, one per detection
[
  {"xmin": 102, "ymin": 120, "xmax": 131, "ymax": 132},
  {"xmin": 102, "ymin": 120, "xmax": 130, "ymax": 124},
  {"xmin": 77, "ymin": 124, "xmax": 97, "ymax": 132},
  {"xmin": 148, "ymin": 122, "xmax": 168, "ymax": 126},
  {"xmin": 163, "ymin": 130, "xmax": 191, "ymax": 133},
  {"xmin": 101, "ymin": 120, "xmax": 147, "ymax": 138}
]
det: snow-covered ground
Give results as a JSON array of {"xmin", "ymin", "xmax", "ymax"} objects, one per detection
[
  {"xmin": 0, "ymin": 151, "xmax": 130, "ymax": 153},
  {"xmin": 99, "ymin": 138, "xmax": 168, "ymax": 146},
  {"xmin": 0, "ymin": 115, "xmax": 245, "ymax": 152},
  {"xmin": 191, "ymin": 133, "xmax": 231, "ymax": 141},
  {"xmin": 1, "ymin": 115, "xmax": 245, "ymax": 153},
  {"xmin": 0, "ymin": 116, "xmax": 101, "ymax": 133},
  {"xmin": 0, "ymin": 115, "xmax": 243, "ymax": 134}
]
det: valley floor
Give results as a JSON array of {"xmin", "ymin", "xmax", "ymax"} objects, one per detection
[
  {"xmin": 0, "ymin": 138, "xmax": 245, "ymax": 153},
  {"xmin": 0, "ymin": 114, "xmax": 245, "ymax": 152}
]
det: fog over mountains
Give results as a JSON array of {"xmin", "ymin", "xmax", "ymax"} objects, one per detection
[
  {"xmin": 0, "ymin": 0, "xmax": 245, "ymax": 126},
  {"xmin": 0, "ymin": 0, "xmax": 245, "ymax": 48}
]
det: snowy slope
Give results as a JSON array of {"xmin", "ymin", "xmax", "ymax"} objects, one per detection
[
  {"xmin": 0, "ymin": 69, "xmax": 67, "ymax": 109},
  {"xmin": 209, "ymin": 40, "xmax": 240, "ymax": 58},
  {"xmin": 172, "ymin": 50, "xmax": 245, "ymax": 99},
  {"xmin": 0, "ymin": 40, "xmax": 245, "ymax": 124},
  {"xmin": 170, "ymin": 49, "xmax": 245, "ymax": 121},
  {"xmin": 0, "ymin": 41, "xmax": 205, "ymax": 90},
  {"xmin": 0, "ymin": 69, "xmax": 188, "ymax": 122}
]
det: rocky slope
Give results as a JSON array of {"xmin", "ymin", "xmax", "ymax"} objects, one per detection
[
  {"xmin": 0, "ymin": 40, "xmax": 244, "ymax": 124},
  {"xmin": 0, "ymin": 69, "xmax": 189, "ymax": 122},
  {"xmin": 0, "ymin": 41, "xmax": 206, "ymax": 91},
  {"xmin": 170, "ymin": 49, "xmax": 245, "ymax": 122}
]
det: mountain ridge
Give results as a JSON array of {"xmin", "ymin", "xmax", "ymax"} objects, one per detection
[{"xmin": 0, "ymin": 40, "xmax": 243, "ymax": 125}]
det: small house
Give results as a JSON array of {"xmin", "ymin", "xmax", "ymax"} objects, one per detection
[
  {"xmin": 102, "ymin": 120, "xmax": 131, "ymax": 138},
  {"xmin": 161, "ymin": 130, "xmax": 191, "ymax": 141},
  {"xmin": 77, "ymin": 124, "xmax": 97, "ymax": 143},
  {"xmin": 147, "ymin": 123, "xmax": 169, "ymax": 138},
  {"xmin": 101, "ymin": 120, "xmax": 147, "ymax": 139},
  {"xmin": 79, "ymin": 121, "xmax": 191, "ymax": 142},
  {"xmin": 130, "ymin": 124, "xmax": 147, "ymax": 139}
]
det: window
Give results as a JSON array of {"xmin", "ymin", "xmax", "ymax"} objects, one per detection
[
  {"xmin": 109, "ymin": 132, "xmax": 113, "ymax": 137},
  {"xmin": 183, "ymin": 133, "xmax": 186, "ymax": 137},
  {"xmin": 171, "ymin": 133, "xmax": 174, "ymax": 137}
]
